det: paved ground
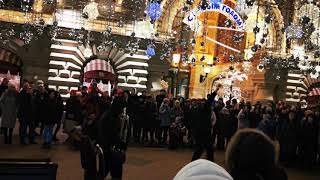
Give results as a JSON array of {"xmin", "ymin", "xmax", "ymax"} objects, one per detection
[{"xmin": 0, "ymin": 130, "xmax": 319, "ymax": 180}]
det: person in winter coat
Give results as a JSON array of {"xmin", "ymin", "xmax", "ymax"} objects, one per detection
[
  {"xmin": 0, "ymin": 78, "xmax": 9, "ymax": 97},
  {"xmin": 258, "ymin": 110, "xmax": 277, "ymax": 140},
  {"xmin": 17, "ymin": 82, "xmax": 36, "ymax": 145},
  {"xmin": 170, "ymin": 100, "xmax": 184, "ymax": 126},
  {"xmin": 97, "ymin": 95, "xmax": 127, "ymax": 180},
  {"xmin": 65, "ymin": 90, "xmax": 82, "ymax": 125},
  {"xmin": 42, "ymin": 90, "xmax": 63, "ymax": 148},
  {"xmin": 134, "ymin": 93, "xmax": 146, "ymax": 143},
  {"xmin": 52, "ymin": 92, "xmax": 64, "ymax": 141},
  {"xmin": 298, "ymin": 112, "xmax": 318, "ymax": 168},
  {"xmin": 276, "ymin": 111, "xmax": 298, "ymax": 164},
  {"xmin": 174, "ymin": 159, "xmax": 233, "ymax": 180},
  {"xmin": 0, "ymin": 83, "xmax": 18, "ymax": 144},
  {"xmin": 191, "ymin": 100, "xmax": 214, "ymax": 162},
  {"xmin": 158, "ymin": 98, "xmax": 171, "ymax": 144},
  {"xmin": 237, "ymin": 105, "xmax": 250, "ymax": 129},
  {"xmin": 226, "ymin": 129, "xmax": 287, "ymax": 180},
  {"xmin": 143, "ymin": 96, "xmax": 158, "ymax": 144},
  {"xmin": 217, "ymin": 107, "xmax": 232, "ymax": 150},
  {"xmin": 33, "ymin": 80, "xmax": 48, "ymax": 135}
]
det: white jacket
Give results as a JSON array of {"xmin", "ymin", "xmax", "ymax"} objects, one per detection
[{"xmin": 174, "ymin": 159, "xmax": 233, "ymax": 180}]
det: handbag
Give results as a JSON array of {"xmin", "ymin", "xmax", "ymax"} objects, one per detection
[{"xmin": 111, "ymin": 146, "xmax": 126, "ymax": 164}]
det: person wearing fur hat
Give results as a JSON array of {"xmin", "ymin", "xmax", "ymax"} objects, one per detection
[
  {"xmin": 225, "ymin": 129, "xmax": 287, "ymax": 180},
  {"xmin": 174, "ymin": 159, "xmax": 233, "ymax": 180}
]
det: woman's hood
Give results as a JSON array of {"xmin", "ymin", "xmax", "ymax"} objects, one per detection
[{"xmin": 174, "ymin": 159, "xmax": 233, "ymax": 180}]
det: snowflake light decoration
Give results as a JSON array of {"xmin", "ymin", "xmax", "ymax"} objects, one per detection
[
  {"xmin": 285, "ymin": 24, "xmax": 304, "ymax": 39},
  {"xmin": 147, "ymin": 2, "xmax": 162, "ymax": 20}
]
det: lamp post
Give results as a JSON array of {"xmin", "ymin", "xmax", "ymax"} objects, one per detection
[{"xmin": 172, "ymin": 54, "xmax": 181, "ymax": 97}]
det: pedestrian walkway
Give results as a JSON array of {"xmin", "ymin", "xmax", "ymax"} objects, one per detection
[{"xmin": 0, "ymin": 136, "xmax": 319, "ymax": 180}]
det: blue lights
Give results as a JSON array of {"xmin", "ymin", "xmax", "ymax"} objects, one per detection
[
  {"xmin": 147, "ymin": 2, "xmax": 162, "ymax": 20},
  {"xmin": 146, "ymin": 46, "xmax": 156, "ymax": 57},
  {"xmin": 211, "ymin": 0, "xmax": 222, "ymax": 4}
]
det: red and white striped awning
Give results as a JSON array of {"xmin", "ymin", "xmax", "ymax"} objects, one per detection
[
  {"xmin": 308, "ymin": 88, "xmax": 320, "ymax": 96},
  {"xmin": 84, "ymin": 59, "xmax": 115, "ymax": 74},
  {"xmin": 304, "ymin": 74, "xmax": 320, "ymax": 88}
]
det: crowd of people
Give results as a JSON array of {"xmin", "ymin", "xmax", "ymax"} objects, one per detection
[{"xmin": 1, "ymin": 78, "xmax": 320, "ymax": 179}]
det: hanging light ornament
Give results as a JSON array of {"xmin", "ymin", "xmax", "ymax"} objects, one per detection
[
  {"xmin": 235, "ymin": 0, "xmax": 258, "ymax": 17},
  {"xmin": 83, "ymin": 2, "xmax": 99, "ymax": 20},
  {"xmin": 310, "ymin": 71, "xmax": 319, "ymax": 79},
  {"xmin": 242, "ymin": 61, "xmax": 252, "ymax": 72},
  {"xmin": 49, "ymin": 20, "xmax": 61, "ymax": 40},
  {"xmin": 44, "ymin": 0, "xmax": 54, "ymax": 4},
  {"xmin": 21, "ymin": 0, "xmax": 33, "ymax": 12},
  {"xmin": 310, "ymin": 29, "xmax": 320, "ymax": 45},
  {"xmin": 285, "ymin": 24, "xmax": 304, "ymax": 39},
  {"xmin": 83, "ymin": 43, "xmax": 93, "ymax": 58},
  {"xmin": 147, "ymin": 1, "xmax": 162, "ymax": 23},
  {"xmin": 298, "ymin": 3, "xmax": 320, "ymax": 28},
  {"xmin": 36, "ymin": 18, "xmax": 46, "ymax": 36},
  {"xmin": 146, "ymin": 44, "xmax": 156, "ymax": 58},
  {"xmin": 257, "ymin": 63, "xmax": 265, "ymax": 72}
]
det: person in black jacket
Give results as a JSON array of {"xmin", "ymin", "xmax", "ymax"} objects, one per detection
[
  {"xmin": 191, "ymin": 99, "xmax": 214, "ymax": 162},
  {"xmin": 52, "ymin": 92, "xmax": 64, "ymax": 141},
  {"xmin": 0, "ymin": 78, "xmax": 9, "ymax": 97},
  {"xmin": 17, "ymin": 82, "xmax": 36, "ymax": 145},
  {"xmin": 33, "ymin": 80, "xmax": 48, "ymax": 135},
  {"xmin": 97, "ymin": 95, "xmax": 126, "ymax": 180},
  {"xmin": 42, "ymin": 90, "xmax": 63, "ymax": 149}
]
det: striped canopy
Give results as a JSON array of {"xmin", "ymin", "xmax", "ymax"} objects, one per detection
[
  {"xmin": 308, "ymin": 88, "xmax": 320, "ymax": 97},
  {"xmin": 84, "ymin": 59, "xmax": 115, "ymax": 74}
]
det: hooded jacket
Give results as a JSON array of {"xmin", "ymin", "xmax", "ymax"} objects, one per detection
[{"xmin": 174, "ymin": 159, "xmax": 233, "ymax": 180}]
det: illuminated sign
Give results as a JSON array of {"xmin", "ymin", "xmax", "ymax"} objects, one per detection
[{"xmin": 184, "ymin": 2, "xmax": 244, "ymax": 30}]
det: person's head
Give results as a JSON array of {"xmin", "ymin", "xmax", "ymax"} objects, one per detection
[
  {"xmin": 146, "ymin": 95, "xmax": 153, "ymax": 103},
  {"xmin": 22, "ymin": 82, "xmax": 30, "ymax": 91},
  {"xmin": 226, "ymin": 129, "xmax": 280, "ymax": 179},
  {"xmin": 81, "ymin": 86, "xmax": 88, "ymax": 94},
  {"xmin": 70, "ymin": 90, "xmax": 77, "ymax": 97},
  {"xmin": 141, "ymin": 90, "xmax": 147, "ymax": 96},
  {"xmin": 243, "ymin": 105, "xmax": 250, "ymax": 113},
  {"xmin": 2, "ymin": 78, "xmax": 9, "ymax": 85},
  {"xmin": 131, "ymin": 88, "xmax": 136, "ymax": 95},
  {"xmin": 288, "ymin": 111, "xmax": 296, "ymax": 121},
  {"xmin": 222, "ymin": 107, "xmax": 229, "ymax": 115},
  {"xmin": 232, "ymin": 99, "xmax": 237, "ymax": 105},
  {"xmin": 306, "ymin": 114, "xmax": 314, "ymax": 124},
  {"xmin": 160, "ymin": 89, "xmax": 166, "ymax": 95},
  {"xmin": 123, "ymin": 90, "xmax": 130, "ymax": 99},
  {"xmin": 37, "ymin": 80, "xmax": 45, "ymax": 91},
  {"xmin": 163, "ymin": 98, "xmax": 169, "ymax": 105},
  {"xmin": 173, "ymin": 159, "xmax": 233, "ymax": 180},
  {"xmin": 102, "ymin": 91, "xmax": 109, "ymax": 98},
  {"xmin": 49, "ymin": 90, "xmax": 56, "ymax": 100},
  {"xmin": 174, "ymin": 100, "xmax": 180, "ymax": 108}
]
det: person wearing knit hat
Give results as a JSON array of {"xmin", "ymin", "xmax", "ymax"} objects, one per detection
[{"xmin": 174, "ymin": 159, "xmax": 233, "ymax": 180}]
